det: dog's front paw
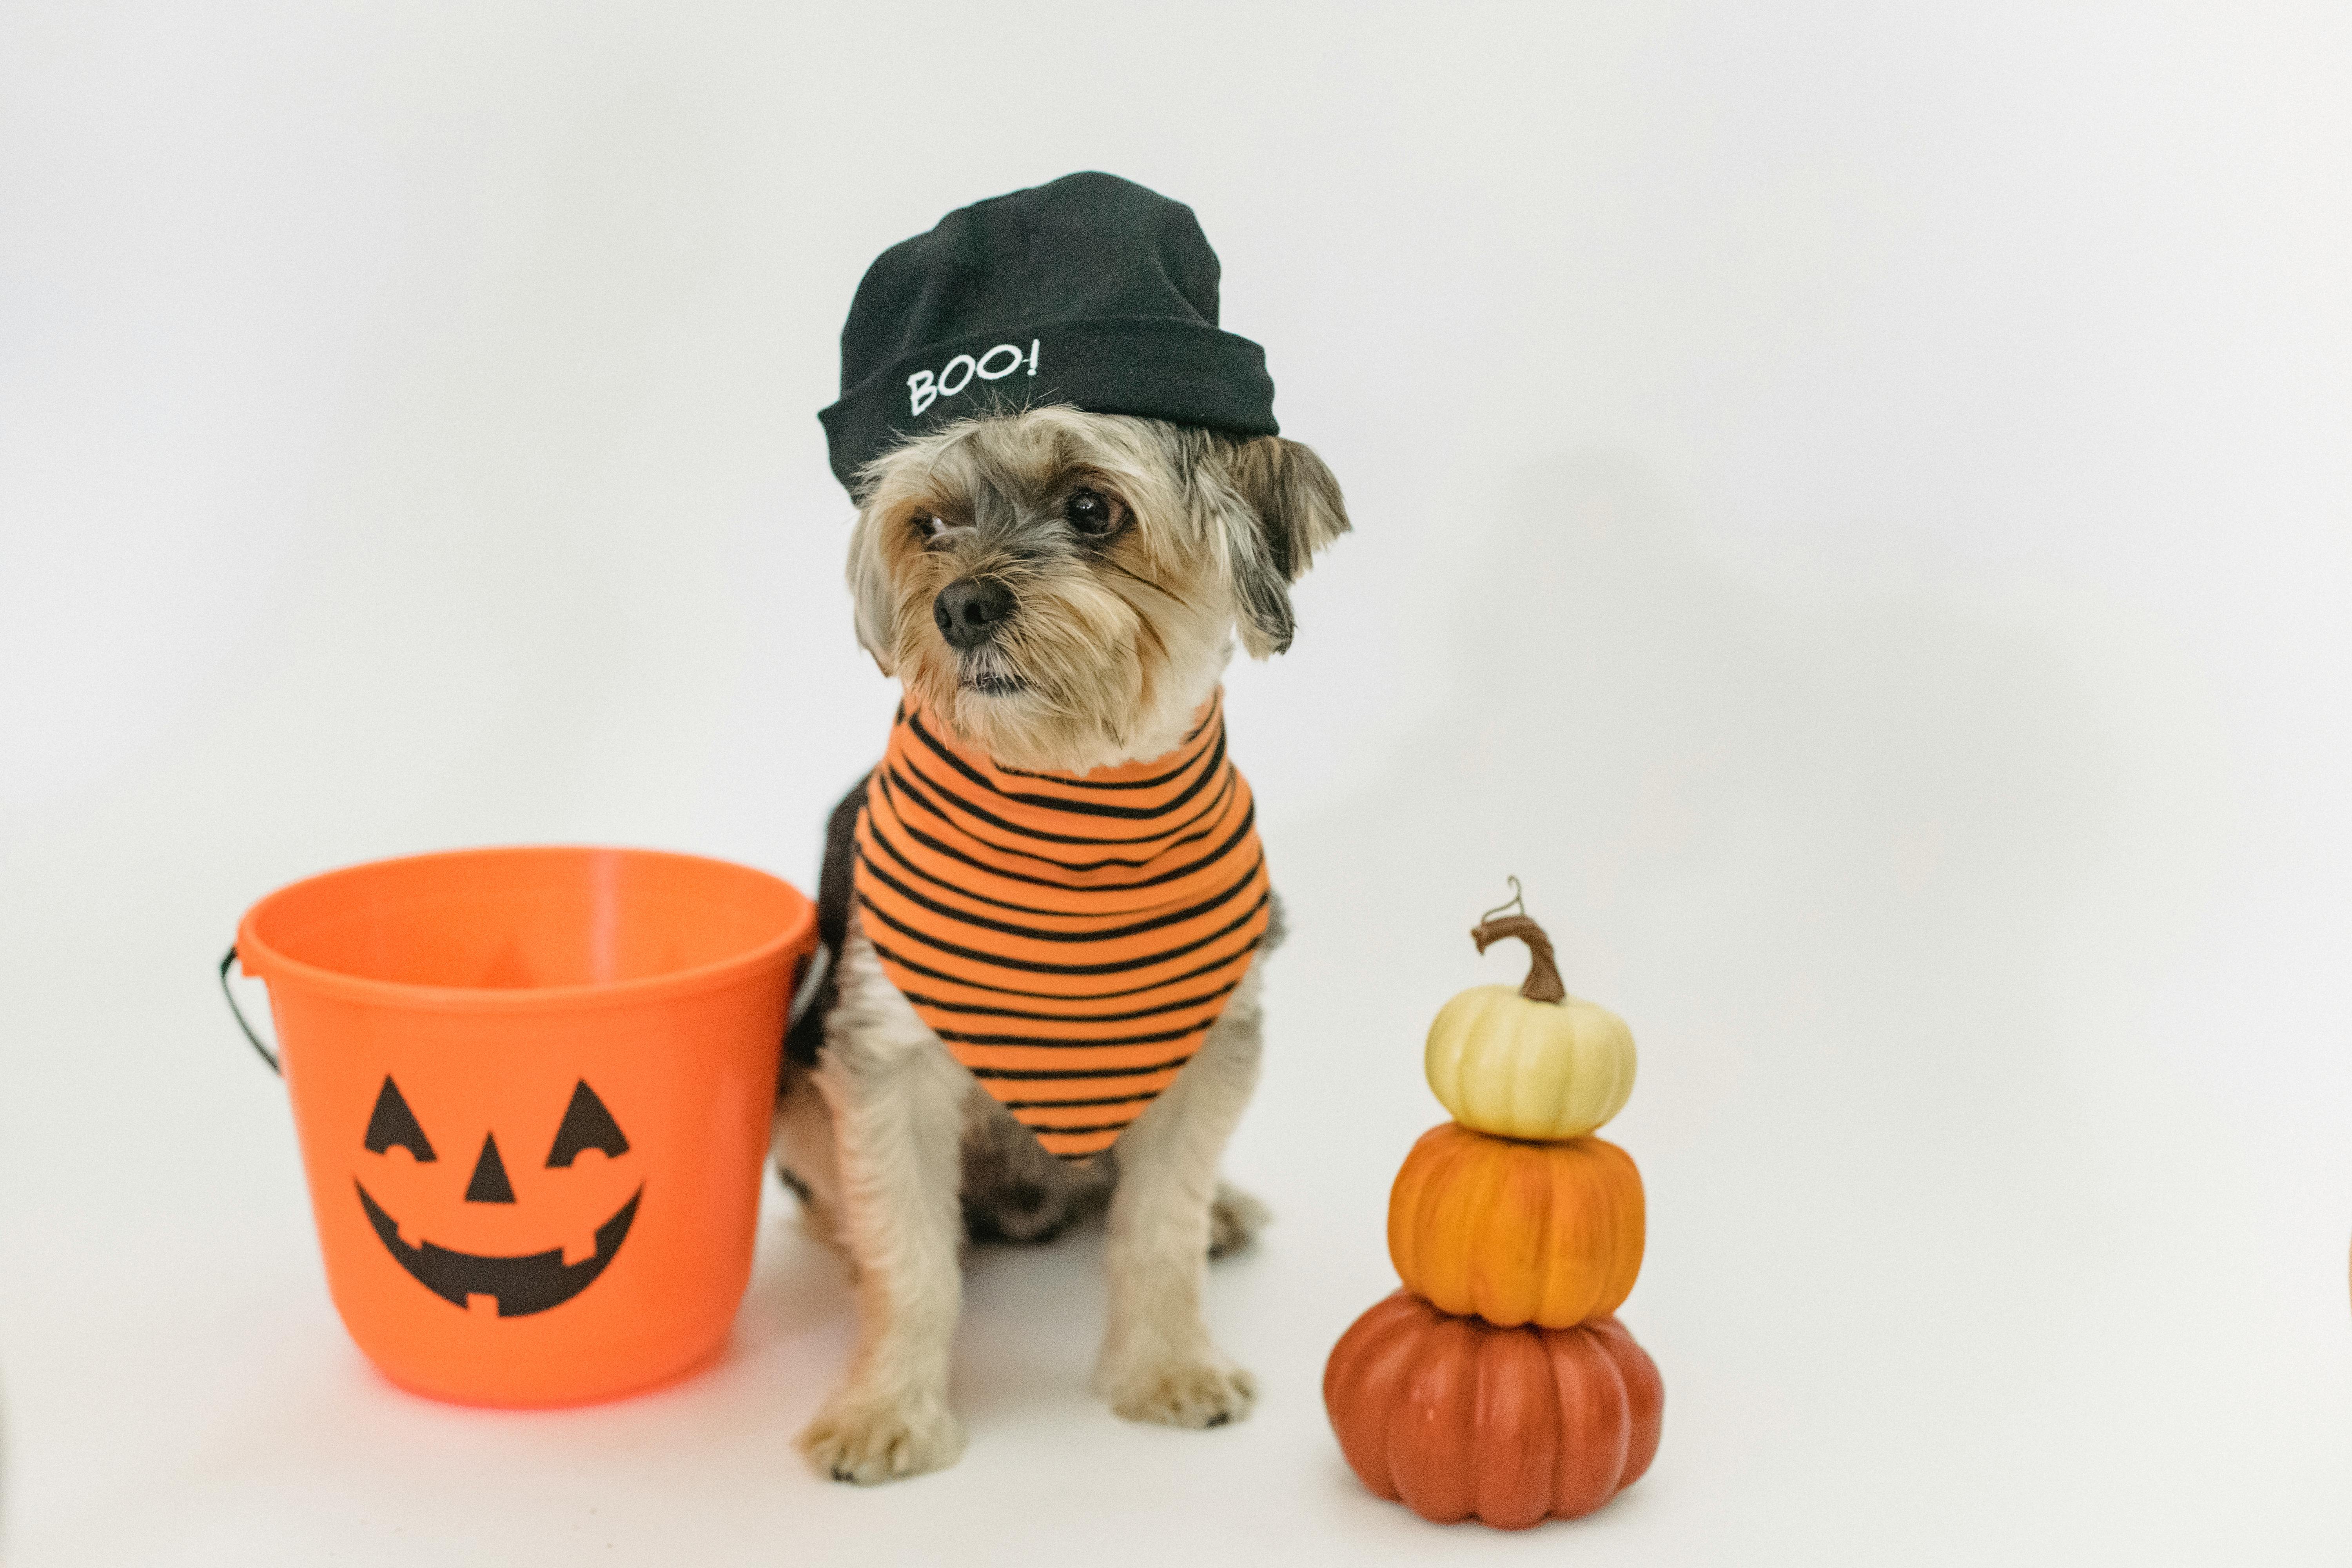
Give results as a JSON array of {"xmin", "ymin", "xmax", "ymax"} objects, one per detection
[
  {"xmin": 1100, "ymin": 1355, "xmax": 1258, "ymax": 1429},
  {"xmin": 799, "ymin": 1390, "xmax": 966, "ymax": 1484}
]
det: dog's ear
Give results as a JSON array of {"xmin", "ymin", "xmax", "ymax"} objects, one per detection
[
  {"xmin": 1222, "ymin": 436, "xmax": 1351, "ymax": 657},
  {"xmin": 844, "ymin": 503, "xmax": 899, "ymax": 676}
]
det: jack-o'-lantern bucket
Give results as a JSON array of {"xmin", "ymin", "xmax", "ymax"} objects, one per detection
[{"xmin": 222, "ymin": 846, "xmax": 817, "ymax": 1408}]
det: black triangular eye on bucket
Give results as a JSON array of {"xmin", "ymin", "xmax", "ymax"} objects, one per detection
[
  {"xmin": 546, "ymin": 1080, "xmax": 629, "ymax": 1167},
  {"xmin": 363, "ymin": 1076, "xmax": 436, "ymax": 1161}
]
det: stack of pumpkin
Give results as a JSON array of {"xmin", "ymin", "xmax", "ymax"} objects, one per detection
[{"xmin": 1323, "ymin": 892, "xmax": 1663, "ymax": 1530}]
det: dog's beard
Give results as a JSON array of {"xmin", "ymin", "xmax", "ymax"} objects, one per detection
[{"xmin": 891, "ymin": 567, "xmax": 1162, "ymax": 773}]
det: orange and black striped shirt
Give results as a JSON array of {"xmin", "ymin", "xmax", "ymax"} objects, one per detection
[{"xmin": 852, "ymin": 691, "xmax": 1271, "ymax": 1161}]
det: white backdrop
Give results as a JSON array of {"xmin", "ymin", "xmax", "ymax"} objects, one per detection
[{"xmin": 4, "ymin": 2, "xmax": 2348, "ymax": 1562}]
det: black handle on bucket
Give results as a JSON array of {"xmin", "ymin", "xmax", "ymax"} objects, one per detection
[{"xmin": 218, "ymin": 946, "xmax": 281, "ymax": 1076}]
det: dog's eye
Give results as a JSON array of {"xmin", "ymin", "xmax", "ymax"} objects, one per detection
[
  {"xmin": 1064, "ymin": 488, "xmax": 1127, "ymax": 537},
  {"xmin": 909, "ymin": 512, "xmax": 949, "ymax": 545}
]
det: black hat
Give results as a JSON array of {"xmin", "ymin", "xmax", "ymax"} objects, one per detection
[{"xmin": 818, "ymin": 172, "xmax": 1279, "ymax": 492}]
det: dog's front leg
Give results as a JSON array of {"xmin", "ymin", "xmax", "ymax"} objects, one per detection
[
  {"xmin": 1093, "ymin": 963, "xmax": 1265, "ymax": 1428},
  {"xmin": 798, "ymin": 924, "xmax": 969, "ymax": 1483}
]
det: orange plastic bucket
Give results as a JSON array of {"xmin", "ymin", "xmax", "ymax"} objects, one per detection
[{"xmin": 225, "ymin": 846, "xmax": 817, "ymax": 1408}]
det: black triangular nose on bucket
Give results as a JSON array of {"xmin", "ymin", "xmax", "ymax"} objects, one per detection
[{"xmin": 465, "ymin": 1133, "xmax": 517, "ymax": 1204}]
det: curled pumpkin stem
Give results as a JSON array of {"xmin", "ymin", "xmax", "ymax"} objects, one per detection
[{"xmin": 1471, "ymin": 912, "xmax": 1567, "ymax": 1004}]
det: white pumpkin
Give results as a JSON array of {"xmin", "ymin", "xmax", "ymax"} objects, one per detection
[{"xmin": 1423, "ymin": 900, "xmax": 1635, "ymax": 1141}]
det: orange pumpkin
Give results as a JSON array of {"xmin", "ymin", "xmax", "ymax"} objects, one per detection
[
  {"xmin": 1324, "ymin": 1290, "xmax": 1662, "ymax": 1528},
  {"xmin": 1388, "ymin": 1121, "xmax": 1644, "ymax": 1328}
]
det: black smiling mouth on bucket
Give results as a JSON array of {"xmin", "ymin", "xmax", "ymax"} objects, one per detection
[{"xmin": 355, "ymin": 1181, "xmax": 642, "ymax": 1318}]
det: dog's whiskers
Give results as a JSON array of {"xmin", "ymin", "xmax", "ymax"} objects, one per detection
[{"xmin": 1103, "ymin": 557, "xmax": 1193, "ymax": 612}]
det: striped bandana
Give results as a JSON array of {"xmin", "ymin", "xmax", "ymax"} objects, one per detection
[{"xmin": 852, "ymin": 691, "xmax": 1271, "ymax": 1161}]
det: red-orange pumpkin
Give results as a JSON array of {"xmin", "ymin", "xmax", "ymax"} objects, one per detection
[
  {"xmin": 1324, "ymin": 1290, "xmax": 1662, "ymax": 1528},
  {"xmin": 1388, "ymin": 1121, "xmax": 1645, "ymax": 1328}
]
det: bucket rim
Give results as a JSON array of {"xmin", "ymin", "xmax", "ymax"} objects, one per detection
[{"xmin": 234, "ymin": 843, "xmax": 817, "ymax": 1014}]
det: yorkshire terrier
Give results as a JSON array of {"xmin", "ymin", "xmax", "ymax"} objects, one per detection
[{"xmin": 773, "ymin": 405, "xmax": 1348, "ymax": 1482}]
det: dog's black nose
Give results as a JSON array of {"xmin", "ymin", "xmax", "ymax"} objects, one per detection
[{"xmin": 934, "ymin": 578, "xmax": 1013, "ymax": 649}]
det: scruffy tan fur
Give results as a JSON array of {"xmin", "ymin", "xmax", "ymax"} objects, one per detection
[{"xmin": 777, "ymin": 407, "xmax": 1347, "ymax": 1483}]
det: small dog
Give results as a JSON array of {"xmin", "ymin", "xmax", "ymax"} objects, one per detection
[{"xmin": 773, "ymin": 404, "xmax": 1348, "ymax": 1482}]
